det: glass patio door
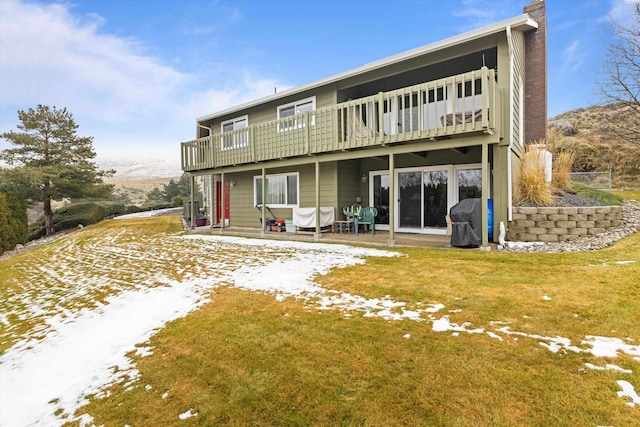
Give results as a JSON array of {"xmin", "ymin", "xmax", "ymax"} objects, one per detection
[
  {"xmin": 423, "ymin": 169, "xmax": 449, "ymax": 230},
  {"xmin": 397, "ymin": 171, "xmax": 422, "ymax": 229},
  {"xmin": 396, "ymin": 167, "xmax": 451, "ymax": 234},
  {"xmin": 372, "ymin": 173, "xmax": 390, "ymax": 229}
]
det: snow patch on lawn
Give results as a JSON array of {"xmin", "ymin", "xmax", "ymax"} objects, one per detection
[{"xmin": 1, "ymin": 231, "xmax": 638, "ymax": 425}]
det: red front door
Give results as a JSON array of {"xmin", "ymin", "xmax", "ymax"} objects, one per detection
[{"xmin": 215, "ymin": 180, "xmax": 230, "ymax": 225}]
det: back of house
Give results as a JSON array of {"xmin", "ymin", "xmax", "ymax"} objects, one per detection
[{"xmin": 180, "ymin": 0, "xmax": 547, "ymax": 247}]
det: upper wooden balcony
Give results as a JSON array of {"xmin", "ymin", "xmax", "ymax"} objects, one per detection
[{"xmin": 181, "ymin": 67, "xmax": 500, "ymax": 172}]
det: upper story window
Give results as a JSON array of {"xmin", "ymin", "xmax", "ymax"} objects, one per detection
[
  {"xmin": 277, "ymin": 97, "xmax": 316, "ymax": 131},
  {"xmin": 221, "ymin": 116, "xmax": 248, "ymax": 150}
]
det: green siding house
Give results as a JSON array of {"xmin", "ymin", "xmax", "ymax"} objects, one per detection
[{"xmin": 180, "ymin": 1, "xmax": 547, "ymax": 247}]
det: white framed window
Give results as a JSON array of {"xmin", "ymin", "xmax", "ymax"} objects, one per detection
[
  {"xmin": 454, "ymin": 164, "xmax": 482, "ymax": 203},
  {"xmin": 221, "ymin": 115, "xmax": 248, "ymax": 150},
  {"xmin": 254, "ymin": 172, "xmax": 299, "ymax": 208},
  {"xmin": 277, "ymin": 97, "xmax": 315, "ymax": 131}
]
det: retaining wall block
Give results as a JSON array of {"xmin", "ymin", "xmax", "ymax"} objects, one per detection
[
  {"xmin": 548, "ymin": 228, "xmax": 569, "ymax": 235},
  {"xmin": 556, "ymin": 220, "xmax": 577, "ymax": 228},
  {"xmin": 548, "ymin": 214, "xmax": 569, "ymax": 221}
]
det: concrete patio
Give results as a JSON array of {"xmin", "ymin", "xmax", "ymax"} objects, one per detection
[{"xmin": 184, "ymin": 224, "xmax": 455, "ymax": 249}]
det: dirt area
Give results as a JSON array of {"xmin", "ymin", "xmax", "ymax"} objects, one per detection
[{"xmin": 516, "ymin": 190, "xmax": 604, "ymax": 208}]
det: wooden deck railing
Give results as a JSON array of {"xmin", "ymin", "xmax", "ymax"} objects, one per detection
[{"xmin": 181, "ymin": 67, "xmax": 499, "ymax": 172}]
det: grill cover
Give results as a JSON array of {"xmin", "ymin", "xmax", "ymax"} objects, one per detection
[{"xmin": 450, "ymin": 198, "xmax": 481, "ymax": 247}]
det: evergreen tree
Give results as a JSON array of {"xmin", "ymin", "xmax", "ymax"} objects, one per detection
[
  {"xmin": 0, "ymin": 105, "xmax": 113, "ymax": 236},
  {"xmin": 162, "ymin": 174, "xmax": 193, "ymax": 202}
]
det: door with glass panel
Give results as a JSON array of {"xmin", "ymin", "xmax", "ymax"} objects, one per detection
[
  {"xmin": 422, "ymin": 169, "xmax": 449, "ymax": 230},
  {"xmin": 396, "ymin": 167, "xmax": 451, "ymax": 234},
  {"xmin": 371, "ymin": 173, "xmax": 390, "ymax": 229}
]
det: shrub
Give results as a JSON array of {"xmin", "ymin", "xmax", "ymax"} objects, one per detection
[
  {"xmin": 125, "ymin": 205, "xmax": 143, "ymax": 214},
  {"xmin": 548, "ymin": 119, "xmax": 578, "ymax": 136},
  {"xmin": 27, "ymin": 201, "xmax": 128, "ymax": 241},
  {"xmin": 141, "ymin": 201, "xmax": 172, "ymax": 211},
  {"xmin": 514, "ymin": 144, "xmax": 555, "ymax": 206},
  {"xmin": 0, "ymin": 193, "xmax": 28, "ymax": 254},
  {"xmin": 552, "ymin": 151, "xmax": 575, "ymax": 191}
]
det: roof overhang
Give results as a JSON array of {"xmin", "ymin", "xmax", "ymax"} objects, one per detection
[{"xmin": 197, "ymin": 13, "xmax": 537, "ymax": 123}]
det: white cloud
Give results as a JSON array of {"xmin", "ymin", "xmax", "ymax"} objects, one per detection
[
  {"xmin": 0, "ymin": 0, "xmax": 188, "ymax": 122},
  {"xmin": 561, "ymin": 39, "xmax": 585, "ymax": 75},
  {"xmin": 453, "ymin": 0, "xmax": 518, "ymax": 31},
  {"xmin": 607, "ymin": 0, "xmax": 638, "ymax": 29},
  {"xmin": 0, "ymin": 0, "xmax": 284, "ymax": 159}
]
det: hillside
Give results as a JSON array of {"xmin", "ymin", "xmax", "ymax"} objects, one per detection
[
  {"xmin": 547, "ymin": 103, "xmax": 640, "ymax": 188},
  {"xmin": 98, "ymin": 156, "xmax": 182, "ymax": 205}
]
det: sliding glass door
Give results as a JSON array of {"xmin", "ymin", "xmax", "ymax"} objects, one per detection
[
  {"xmin": 396, "ymin": 167, "xmax": 451, "ymax": 233},
  {"xmin": 370, "ymin": 164, "xmax": 482, "ymax": 234},
  {"xmin": 372, "ymin": 173, "xmax": 390, "ymax": 228}
]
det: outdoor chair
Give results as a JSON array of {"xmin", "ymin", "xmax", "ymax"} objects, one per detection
[{"xmin": 355, "ymin": 206, "xmax": 378, "ymax": 236}]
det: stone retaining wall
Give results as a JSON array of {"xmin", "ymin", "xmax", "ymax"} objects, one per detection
[{"xmin": 507, "ymin": 206, "xmax": 623, "ymax": 242}]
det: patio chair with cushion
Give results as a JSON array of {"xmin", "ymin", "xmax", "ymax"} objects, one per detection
[{"xmin": 355, "ymin": 206, "xmax": 378, "ymax": 236}]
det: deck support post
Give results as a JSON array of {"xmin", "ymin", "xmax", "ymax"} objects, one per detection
[
  {"xmin": 220, "ymin": 171, "xmax": 225, "ymax": 233},
  {"xmin": 387, "ymin": 153, "xmax": 396, "ymax": 247},
  {"xmin": 314, "ymin": 161, "xmax": 321, "ymax": 241},
  {"xmin": 260, "ymin": 168, "xmax": 266, "ymax": 238},
  {"xmin": 190, "ymin": 174, "xmax": 195, "ymax": 229},
  {"xmin": 482, "ymin": 142, "xmax": 490, "ymax": 247}
]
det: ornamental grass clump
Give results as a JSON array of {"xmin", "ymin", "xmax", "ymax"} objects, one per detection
[
  {"xmin": 552, "ymin": 151, "xmax": 575, "ymax": 192},
  {"xmin": 514, "ymin": 144, "xmax": 555, "ymax": 206}
]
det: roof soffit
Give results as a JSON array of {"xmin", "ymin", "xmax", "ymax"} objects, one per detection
[{"xmin": 197, "ymin": 13, "xmax": 537, "ymax": 123}]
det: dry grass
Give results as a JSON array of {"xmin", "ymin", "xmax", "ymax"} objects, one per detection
[
  {"xmin": 514, "ymin": 144, "xmax": 555, "ymax": 206},
  {"xmin": 552, "ymin": 151, "xmax": 575, "ymax": 191},
  {"xmin": 547, "ymin": 104, "xmax": 640, "ymax": 189},
  {"xmin": 2, "ymin": 211, "xmax": 639, "ymax": 426}
]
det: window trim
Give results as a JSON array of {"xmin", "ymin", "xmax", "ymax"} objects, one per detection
[
  {"xmin": 277, "ymin": 96, "xmax": 316, "ymax": 131},
  {"xmin": 220, "ymin": 115, "xmax": 249, "ymax": 150},
  {"xmin": 253, "ymin": 172, "xmax": 300, "ymax": 208}
]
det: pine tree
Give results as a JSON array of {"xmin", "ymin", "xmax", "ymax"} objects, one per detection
[{"xmin": 0, "ymin": 105, "xmax": 113, "ymax": 236}]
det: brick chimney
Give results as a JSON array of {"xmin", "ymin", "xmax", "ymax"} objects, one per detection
[{"xmin": 523, "ymin": 0, "xmax": 547, "ymax": 144}]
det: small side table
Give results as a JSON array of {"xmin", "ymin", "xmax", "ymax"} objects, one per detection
[{"xmin": 332, "ymin": 220, "xmax": 354, "ymax": 234}]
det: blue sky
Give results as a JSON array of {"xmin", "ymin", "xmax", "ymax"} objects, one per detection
[{"xmin": 0, "ymin": 0, "xmax": 636, "ymax": 162}]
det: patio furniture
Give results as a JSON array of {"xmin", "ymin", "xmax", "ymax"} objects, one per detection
[
  {"xmin": 355, "ymin": 206, "xmax": 378, "ymax": 236},
  {"xmin": 332, "ymin": 220, "xmax": 354, "ymax": 234}
]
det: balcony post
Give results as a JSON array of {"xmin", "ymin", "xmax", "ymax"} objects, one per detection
[
  {"xmin": 305, "ymin": 111, "xmax": 311, "ymax": 155},
  {"xmin": 482, "ymin": 66, "xmax": 490, "ymax": 129},
  {"xmin": 251, "ymin": 126, "xmax": 256, "ymax": 163},
  {"xmin": 377, "ymin": 92, "xmax": 385, "ymax": 144}
]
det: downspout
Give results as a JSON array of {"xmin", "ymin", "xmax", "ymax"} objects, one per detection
[{"xmin": 505, "ymin": 25, "xmax": 514, "ymax": 222}]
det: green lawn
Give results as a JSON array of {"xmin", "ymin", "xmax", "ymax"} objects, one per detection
[{"xmin": 1, "ymin": 193, "xmax": 639, "ymax": 426}]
